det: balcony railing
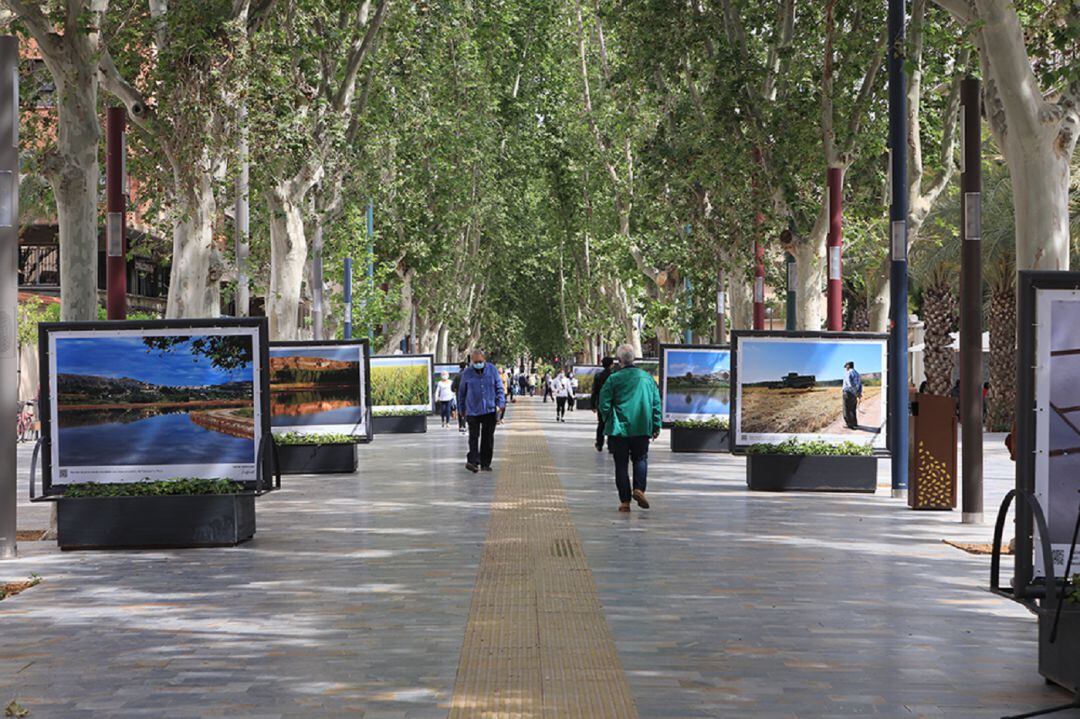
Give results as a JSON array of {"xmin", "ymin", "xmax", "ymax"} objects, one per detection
[{"xmin": 19, "ymin": 245, "xmax": 59, "ymax": 287}]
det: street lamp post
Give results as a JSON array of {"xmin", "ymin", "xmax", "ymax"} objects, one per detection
[{"xmin": 0, "ymin": 36, "xmax": 18, "ymax": 559}]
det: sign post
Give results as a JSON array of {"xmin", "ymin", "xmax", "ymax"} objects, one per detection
[
  {"xmin": 960, "ymin": 77, "xmax": 983, "ymax": 524},
  {"xmin": 105, "ymin": 107, "xmax": 126, "ymax": 320},
  {"xmin": 826, "ymin": 167, "xmax": 843, "ymax": 331},
  {"xmin": 0, "ymin": 36, "xmax": 17, "ymax": 559}
]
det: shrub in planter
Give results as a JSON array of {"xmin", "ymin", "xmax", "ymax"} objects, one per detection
[
  {"xmin": 273, "ymin": 433, "xmax": 359, "ymax": 474},
  {"xmin": 672, "ymin": 417, "xmax": 729, "ymax": 431},
  {"xmin": 274, "ymin": 432, "xmax": 360, "ymax": 445},
  {"xmin": 745, "ymin": 439, "xmax": 876, "ymax": 492},
  {"xmin": 670, "ymin": 417, "xmax": 729, "ymax": 453},
  {"xmin": 372, "ymin": 408, "xmax": 428, "ymax": 434}
]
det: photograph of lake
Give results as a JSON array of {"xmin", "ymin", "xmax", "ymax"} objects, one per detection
[
  {"xmin": 52, "ymin": 333, "xmax": 257, "ymax": 467},
  {"xmin": 736, "ymin": 337, "xmax": 885, "ymax": 443},
  {"xmin": 662, "ymin": 348, "xmax": 730, "ymax": 422},
  {"xmin": 269, "ymin": 345, "xmax": 365, "ymax": 435}
]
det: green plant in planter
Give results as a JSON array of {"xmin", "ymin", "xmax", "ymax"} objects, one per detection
[
  {"xmin": 672, "ymin": 417, "xmax": 729, "ymax": 431},
  {"xmin": 274, "ymin": 432, "xmax": 359, "ymax": 446},
  {"xmin": 1067, "ymin": 574, "xmax": 1080, "ymax": 605},
  {"xmin": 373, "ymin": 408, "xmax": 429, "ymax": 417},
  {"xmin": 64, "ymin": 479, "xmax": 244, "ymax": 498},
  {"xmin": 746, "ymin": 439, "xmax": 874, "ymax": 456}
]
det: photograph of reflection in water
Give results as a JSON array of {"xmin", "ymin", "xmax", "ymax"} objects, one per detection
[
  {"xmin": 661, "ymin": 347, "xmax": 731, "ymax": 424},
  {"xmin": 54, "ymin": 334, "xmax": 257, "ymax": 466},
  {"xmin": 269, "ymin": 345, "xmax": 366, "ymax": 436}
]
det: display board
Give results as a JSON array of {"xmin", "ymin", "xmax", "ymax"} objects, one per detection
[
  {"xmin": 572, "ymin": 365, "xmax": 603, "ymax": 399},
  {"xmin": 731, "ymin": 331, "xmax": 889, "ymax": 451},
  {"xmin": 636, "ymin": 358, "xmax": 660, "ymax": 385},
  {"xmin": 370, "ymin": 354, "xmax": 435, "ymax": 413},
  {"xmin": 1027, "ymin": 279, "xmax": 1080, "ymax": 578},
  {"xmin": 268, "ymin": 340, "xmax": 371, "ymax": 440},
  {"xmin": 38, "ymin": 319, "xmax": 270, "ymax": 495},
  {"xmin": 660, "ymin": 344, "xmax": 730, "ymax": 426}
]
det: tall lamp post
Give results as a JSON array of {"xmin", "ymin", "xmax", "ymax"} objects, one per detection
[
  {"xmin": 887, "ymin": 0, "xmax": 910, "ymax": 498},
  {"xmin": 960, "ymin": 77, "xmax": 983, "ymax": 524},
  {"xmin": 0, "ymin": 36, "xmax": 18, "ymax": 559},
  {"xmin": 105, "ymin": 107, "xmax": 126, "ymax": 320}
]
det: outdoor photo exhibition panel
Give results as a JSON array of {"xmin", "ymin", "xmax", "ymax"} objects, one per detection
[
  {"xmin": 636, "ymin": 358, "xmax": 660, "ymax": 385},
  {"xmin": 370, "ymin": 354, "xmax": 435, "ymax": 414},
  {"xmin": 268, "ymin": 339, "xmax": 372, "ymax": 441},
  {"xmin": 1020, "ymin": 273, "xmax": 1080, "ymax": 579},
  {"xmin": 38, "ymin": 318, "xmax": 271, "ymax": 496},
  {"xmin": 572, "ymin": 365, "xmax": 603, "ymax": 399},
  {"xmin": 731, "ymin": 331, "xmax": 889, "ymax": 452},
  {"xmin": 659, "ymin": 344, "xmax": 731, "ymax": 426}
]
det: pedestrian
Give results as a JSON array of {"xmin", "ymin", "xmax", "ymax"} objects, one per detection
[
  {"xmin": 518, "ymin": 372, "xmax": 529, "ymax": 397},
  {"xmin": 842, "ymin": 361, "xmax": 862, "ymax": 429},
  {"xmin": 451, "ymin": 361, "xmax": 468, "ymax": 433},
  {"xmin": 457, "ymin": 349, "xmax": 506, "ymax": 473},
  {"xmin": 568, "ymin": 371, "xmax": 579, "ymax": 412},
  {"xmin": 529, "ymin": 373, "xmax": 537, "ymax": 396},
  {"xmin": 553, "ymin": 370, "xmax": 572, "ymax": 422},
  {"xmin": 542, "ymin": 372, "xmax": 553, "ymax": 402},
  {"xmin": 598, "ymin": 344, "xmax": 661, "ymax": 512},
  {"xmin": 435, "ymin": 371, "xmax": 455, "ymax": 428},
  {"xmin": 590, "ymin": 356, "xmax": 616, "ymax": 452}
]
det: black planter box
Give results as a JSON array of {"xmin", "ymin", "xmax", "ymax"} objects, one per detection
[
  {"xmin": 670, "ymin": 427, "xmax": 729, "ymax": 453},
  {"xmin": 56, "ymin": 493, "xmax": 256, "ymax": 550},
  {"xmin": 373, "ymin": 414, "xmax": 428, "ymax": 434},
  {"xmin": 575, "ymin": 397, "xmax": 593, "ymax": 411},
  {"xmin": 746, "ymin": 454, "xmax": 877, "ymax": 493},
  {"xmin": 276, "ymin": 443, "xmax": 357, "ymax": 474},
  {"xmin": 1040, "ymin": 606, "xmax": 1080, "ymax": 692}
]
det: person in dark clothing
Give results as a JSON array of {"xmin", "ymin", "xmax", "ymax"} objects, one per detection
[
  {"xmin": 842, "ymin": 361, "xmax": 862, "ymax": 429},
  {"xmin": 542, "ymin": 373, "xmax": 553, "ymax": 402},
  {"xmin": 451, "ymin": 361, "xmax": 468, "ymax": 433},
  {"xmin": 590, "ymin": 356, "xmax": 616, "ymax": 451},
  {"xmin": 457, "ymin": 350, "xmax": 506, "ymax": 473}
]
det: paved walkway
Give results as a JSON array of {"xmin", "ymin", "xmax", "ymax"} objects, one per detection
[{"xmin": 0, "ymin": 397, "xmax": 1071, "ymax": 718}]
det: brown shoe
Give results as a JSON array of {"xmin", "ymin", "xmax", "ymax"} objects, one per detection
[
  {"xmin": 618, "ymin": 502, "xmax": 631, "ymax": 513},
  {"xmin": 632, "ymin": 489, "xmax": 650, "ymax": 509}
]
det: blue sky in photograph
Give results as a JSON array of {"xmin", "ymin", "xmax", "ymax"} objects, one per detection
[
  {"xmin": 666, "ymin": 350, "xmax": 730, "ymax": 377},
  {"xmin": 371, "ymin": 356, "xmax": 430, "ymax": 368},
  {"xmin": 739, "ymin": 339, "xmax": 883, "ymax": 384},
  {"xmin": 269, "ymin": 346, "xmax": 360, "ymax": 363},
  {"xmin": 56, "ymin": 336, "xmax": 252, "ymax": 386}
]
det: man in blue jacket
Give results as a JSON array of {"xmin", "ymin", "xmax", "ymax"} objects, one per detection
[{"xmin": 457, "ymin": 349, "xmax": 507, "ymax": 473}]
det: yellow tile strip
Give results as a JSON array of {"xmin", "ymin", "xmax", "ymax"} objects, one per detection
[{"xmin": 449, "ymin": 402, "xmax": 639, "ymax": 719}]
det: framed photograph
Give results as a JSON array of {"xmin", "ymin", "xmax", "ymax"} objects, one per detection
[
  {"xmin": 571, "ymin": 365, "xmax": 603, "ymax": 399},
  {"xmin": 731, "ymin": 331, "xmax": 889, "ymax": 452},
  {"xmin": 38, "ymin": 318, "xmax": 270, "ymax": 496},
  {"xmin": 636, "ymin": 357, "xmax": 660, "ymax": 386},
  {"xmin": 1017, "ymin": 272, "xmax": 1080, "ymax": 579},
  {"xmin": 659, "ymin": 344, "xmax": 730, "ymax": 426},
  {"xmin": 370, "ymin": 354, "xmax": 435, "ymax": 413},
  {"xmin": 268, "ymin": 339, "xmax": 371, "ymax": 441}
]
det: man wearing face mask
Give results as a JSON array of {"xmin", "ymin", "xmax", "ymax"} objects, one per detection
[{"xmin": 457, "ymin": 349, "xmax": 507, "ymax": 473}]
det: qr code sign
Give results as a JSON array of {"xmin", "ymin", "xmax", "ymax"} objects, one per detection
[
  {"xmin": 59, "ymin": 469, "xmax": 68, "ymax": 479},
  {"xmin": 1052, "ymin": 549, "xmax": 1065, "ymax": 565}
]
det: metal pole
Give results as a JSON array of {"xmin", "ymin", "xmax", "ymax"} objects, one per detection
[
  {"xmin": 826, "ymin": 167, "xmax": 843, "ymax": 331},
  {"xmin": 888, "ymin": 0, "xmax": 910, "ymax": 498},
  {"xmin": 0, "ymin": 36, "xmax": 18, "ymax": 559},
  {"xmin": 235, "ymin": 103, "xmax": 249, "ymax": 317},
  {"xmin": 753, "ymin": 241, "xmax": 765, "ymax": 330},
  {"xmin": 105, "ymin": 107, "xmax": 126, "ymax": 320},
  {"xmin": 785, "ymin": 252, "xmax": 797, "ymax": 330},
  {"xmin": 366, "ymin": 199, "xmax": 374, "ymax": 342},
  {"xmin": 343, "ymin": 257, "xmax": 353, "ymax": 340},
  {"xmin": 960, "ymin": 77, "xmax": 983, "ymax": 524}
]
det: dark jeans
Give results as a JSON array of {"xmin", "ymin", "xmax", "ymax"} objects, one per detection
[
  {"xmin": 609, "ymin": 435, "xmax": 649, "ymax": 503},
  {"xmin": 843, "ymin": 391, "xmax": 859, "ymax": 428},
  {"xmin": 438, "ymin": 400, "xmax": 453, "ymax": 424},
  {"xmin": 595, "ymin": 416, "xmax": 606, "ymax": 449},
  {"xmin": 556, "ymin": 396, "xmax": 567, "ymax": 419},
  {"xmin": 466, "ymin": 412, "xmax": 498, "ymax": 467}
]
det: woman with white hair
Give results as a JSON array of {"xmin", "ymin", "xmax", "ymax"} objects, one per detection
[
  {"xmin": 598, "ymin": 344, "xmax": 662, "ymax": 512},
  {"xmin": 435, "ymin": 371, "xmax": 455, "ymax": 428}
]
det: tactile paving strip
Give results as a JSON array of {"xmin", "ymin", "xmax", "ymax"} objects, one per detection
[{"xmin": 449, "ymin": 403, "xmax": 639, "ymax": 718}]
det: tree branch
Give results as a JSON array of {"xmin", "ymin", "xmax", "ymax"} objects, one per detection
[
  {"xmin": 2, "ymin": 0, "xmax": 63, "ymax": 57},
  {"xmin": 331, "ymin": 0, "xmax": 389, "ymax": 113}
]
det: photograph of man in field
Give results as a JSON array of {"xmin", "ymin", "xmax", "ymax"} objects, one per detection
[{"xmin": 738, "ymin": 339, "xmax": 884, "ymax": 439}]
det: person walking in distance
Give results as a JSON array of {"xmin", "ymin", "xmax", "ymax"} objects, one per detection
[
  {"xmin": 590, "ymin": 356, "xmax": 616, "ymax": 451},
  {"xmin": 542, "ymin": 372, "xmax": 553, "ymax": 402},
  {"xmin": 451, "ymin": 361, "xmax": 468, "ymax": 433},
  {"xmin": 435, "ymin": 371, "xmax": 455, "ymax": 428},
  {"xmin": 457, "ymin": 350, "xmax": 506, "ymax": 473},
  {"xmin": 553, "ymin": 370, "xmax": 571, "ymax": 422},
  {"xmin": 842, "ymin": 361, "xmax": 862, "ymax": 430},
  {"xmin": 567, "ymin": 371, "xmax": 579, "ymax": 412},
  {"xmin": 599, "ymin": 345, "xmax": 661, "ymax": 512}
]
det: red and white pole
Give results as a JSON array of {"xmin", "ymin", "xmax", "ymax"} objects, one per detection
[
  {"xmin": 826, "ymin": 166, "xmax": 843, "ymax": 331},
  {"xmin": 753, "ymin": 241, "xmax": 765, "ymax": 330},
  {"xmin": 106, "ymin": 107, "xmax": 127, "ymax": 320}
]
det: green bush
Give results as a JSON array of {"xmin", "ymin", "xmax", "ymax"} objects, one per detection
[
  {"xmin": 373, "ymin": 408, "xmax": 429, "ymax": 417},
  {"xmin": 672, "ymin": 417, "xmax": 729, "ymax": 431},
  {"xmin": 746, "ymin": 439, "xmax": 873, "ymax": 456},
  {"xmin": 274, "ymin": 432, "xmax": 359, "ymax": 445},
  {"xmin": 64, "ymin": 479, "xmax": 244, "ymax": 497}
]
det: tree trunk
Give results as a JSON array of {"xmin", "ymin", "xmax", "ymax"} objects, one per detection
[
  {"xmin": 436, "ymin": 325, "xmax": 449, "ymax": 362},
  {"xmin": 791, "ymin": 208, "xmax": 828, "ymax": 330},
  {"xmin": 922, "ymin": 272, "xmax": 957, "ymax": 395},
  {"xmin": 986, "ymin": 265, "xmax": 1015, "ymax": 431},
  {"xmin": 728, "ymin": 270, "xmax": 753, "ymax": 331},
  {"xmin": 266, "ymin": 188, "xmax": 307, "ymax": 339},
  {"xmin": 51, "ymin": 78, "xmax": 100, "ymax": 322},
  {"xmin": 868, "ymin": 270, "xmax": 890, "ymax": 332},
  {"xmin": 1008, "ymin": 134, "xmax": 1072, "ymax": 270},
  {"xmin": 166, "ymin": 170, "xmax": 217, "ymax": 319},
  {"xmin": 309, "ymin": 222, "xmax": 325, "ymax": 340}
]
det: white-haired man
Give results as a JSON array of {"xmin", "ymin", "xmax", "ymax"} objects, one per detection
[
  {"xmin": 598, "ymin": 344, "xmax": 662, "ymax": 512},
  {"xmin": 457, "ymin": 349, "xmax": 506, "ymax": 473}
]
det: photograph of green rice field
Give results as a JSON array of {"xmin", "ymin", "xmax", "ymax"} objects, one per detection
[{"xmin": 371, "ymin": 362, "xmax": 431, "ymax": 408}]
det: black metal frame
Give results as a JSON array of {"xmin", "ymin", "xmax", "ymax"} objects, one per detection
[
  {"xmin": 36, "ymin": 317, "xmax": 272, "ymax": 497},
  {"xmin": 268, "ymin": 338, "xmax": 373, "ymax": 443},
  {"xmin": 729, "ymin": 330, "xmax": 891, "ymax": 455},
  {"xmin": 658, "ymin": 343, "xmax": 731, "ymax": 429},
  {"xmin": 370, "ymin": 353, "xmax": 436, "ymax": 414}
]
